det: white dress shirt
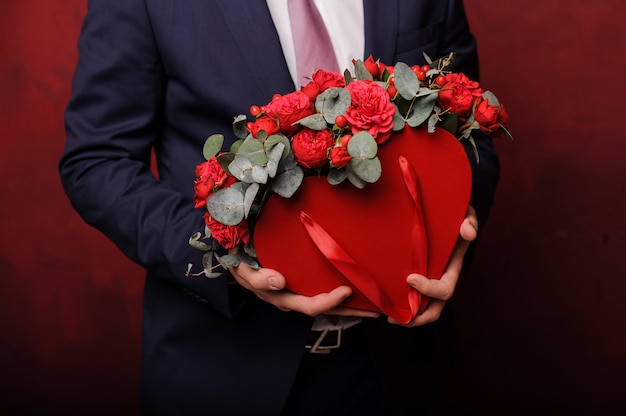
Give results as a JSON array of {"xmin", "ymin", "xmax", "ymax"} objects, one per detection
[{"xmin": 266, "ymin": 0, "xmax": 365, "ymax": 87}]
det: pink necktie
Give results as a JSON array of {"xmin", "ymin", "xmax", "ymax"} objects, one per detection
[{"xmin": 288, "ymin": 0, "xmax": 339, "ymax": 87}]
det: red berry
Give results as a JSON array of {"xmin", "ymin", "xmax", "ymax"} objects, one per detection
[
  {"xmin": 420, "ymin": 65, "xmax": 431, "ymax": 73},
  {"xmin": 435, "ymin": 75, "xmax": 447, "ymax": 86},
  {"xmin": 335, "ymin": 114, "xmax": 348, "ymax": 128},
  {"xmin": 340, "ymin": 134, "xmax": 352, "ymax": 147},
  {"xmin": 417, "ymin": 71, "xmax": 427, "ymax": 81},
  {"xmin": 249, "ymin": 105, "xmax": 261, "ymax": 116}
]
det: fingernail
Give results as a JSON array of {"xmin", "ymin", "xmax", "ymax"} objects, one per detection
[{"xmin": 268, "ymin": 277, "xmax": 279, "ymax": 290}]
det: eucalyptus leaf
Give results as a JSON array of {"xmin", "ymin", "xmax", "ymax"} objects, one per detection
[
  {"xmin": 238, "ymin": 137, "xmax": 268, "ymax": 166},
  {"xmin": 251, "ymin": 165, "xmax": 269, "ymax": 184},
  {"xmin": 266, "ymin": 142, "xmax": 285, "ymax": 178},
  {"xmin": 327, "ymin": 167, "xmax": 348, "ymax": 185},
  {"xmin": 232, "ymin": 114, "xmax": 249, "ymax": 140},
  {"xmin": 343, "ymin": 68, "xmax": 354, "ymax": 85},
  {"xmin": 207, "ymin": 186, "xmax": 245, "ymax": 225},
  {"xmin": 217, "ymin": 152, "xmax": 235, "ymax": 174},
  {"xmin": 215, "ymin": 253, "xmax": 241, "ymax": 269},
  {"xmin": 202, "ymin": 252, "xmax": 222, "ymax": 278},
  {"xmin": 347, "ymin": 131, "xmax": 378, "ymax": 159},
  {"xmin": 482, "ymin": 90, "xmax": 500, "ymax": 106},
  {"xmin": 244, "ymin": 183, "xmax": 260, "ymax": 218},
  {"xmin": 392, "ymin": 108, "xmax": 406, "ymax": 131},
  {"xmin": 229, "ymin": 154, "xmax": 254, "ymax": 182},
  {"xmin": 265, "ymin": 134, "xmax": 290, "ymax": 159},
  {"xmin": 189, "ymin": 232, "xmax": 211, "ymax": 251},
  {"xmin": 394, "ymin": 62, "xmax": 420, "ymax": 100},
  {"xmin": 239, "ymin": 250, "xmax": 260, "ymax": 269},
  {"xmin": 406, "ymin": 94, "xmax": 437, "ymax": 127},
  {"xmin": 203, "ymin": 134, "xmax": 224, "ymax": 160},
  {"xmin": 346, "ymin": 166, "xmax": 366, "ymax": 189},
  {"xmin": 230, "ymin": 138, "xmax": 244, "ymax": 153},
  {"xmin": 439, "ymin": 111, "xmax": 459, "ymax": 134},
  {"xmin": 354, "ymin": 59, "xmax": 374, "ymax": 81},
  {"xmin": 295, "ymin": 113, "xmax": 328, "ymax": 130},
  {"xmin": 349, "ymin": 156, "xmax": 382, "ymax": 183},
  {"xmin": 315, "ymin": 88, "xmax": 351, "ymax": 124},
  {"xmin": 271, "ymin": 164, "xmax": 304, "ymax": 198}
]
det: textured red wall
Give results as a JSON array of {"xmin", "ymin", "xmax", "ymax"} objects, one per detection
[{"xmin": 1, "ymin": 1, "xmax": 625, "ymax": 414}]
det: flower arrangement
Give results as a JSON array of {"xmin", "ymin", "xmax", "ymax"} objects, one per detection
[{"xmin": 186, "ymin": 53, "xmax": 510, "ymax": 277}]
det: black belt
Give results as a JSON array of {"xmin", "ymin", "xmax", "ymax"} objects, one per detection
[{"xmin": 305, "ymin": 324, "xmax": 365, "ymax": 354}]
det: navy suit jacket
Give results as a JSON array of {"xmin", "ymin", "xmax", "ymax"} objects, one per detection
[{"xmin": 60, "ymin": 1, "xmax": 499, "ymax": 414}]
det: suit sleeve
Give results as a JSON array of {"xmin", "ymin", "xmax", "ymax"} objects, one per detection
[
  {"xmin": 441, "ymin": 0, "xmax": 501, "ymax": 235},
  {"xmin": 59, "ymin": 0, "xmax": 244, "ymax": 317}
]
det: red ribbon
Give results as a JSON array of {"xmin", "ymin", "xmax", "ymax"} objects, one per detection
[{"xmin": 298, "ymin": 155, "xmax": 428, "ymax": 323}]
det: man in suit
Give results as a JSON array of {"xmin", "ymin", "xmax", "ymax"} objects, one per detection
[{"xmin": 60, "ymin": 1, "xmax": 499, "ymax": 414}]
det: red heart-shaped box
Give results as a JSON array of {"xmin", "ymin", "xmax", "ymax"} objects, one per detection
[{"xmin": 253, "ymin": 127, "xmax": 471, "ymax": 324}]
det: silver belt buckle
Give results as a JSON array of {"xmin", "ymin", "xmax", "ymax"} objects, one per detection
[{"xmin": 305, "ymin": 328, "xmax": 342, "ymax": 354}]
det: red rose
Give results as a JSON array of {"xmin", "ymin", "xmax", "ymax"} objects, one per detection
[
  {"xmin": 301, "ymin": 81, "xmax": 321, "ymax": 101},
  {"xmin": 344, "ymin": 80, "xmax": 396, "ymax": 144},
  {"xmin": 204, "ymin": 212, "xmax": 250, "ymax": 250},
  {"xmin": 329, "ymin": 145, "xmax": 352, "ymax": 168},
  {"xmin": 301, "ymin": 69, "xmax": 345, "ymax": 101},
  {"xmin": 436, "ymin": 73, "xmax": 483, "ymax": 117},
  {"xmin": 474, "ymin": 97, "xmax": 509, "ymax": 135},
  {"xmin": 362, "ymin": 55, "xmax": 382, "ymax": 79},
  {"xmin": 193, "ymin": 157, "xmax": 233, "ymax": 208},
  {"xmin": 291, "ymin": 128, "xmax": 335, "ymax": 169},
  {"xmin": 264, "ymin": 91, "xmax": 314, "ymax": 135},
  {"xmin": 247, "ymin": 115, "xmax": 280, "ymax": 138}
]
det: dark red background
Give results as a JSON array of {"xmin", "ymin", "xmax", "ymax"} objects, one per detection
[{"xmin": 2, "ymin": 1, "xmax": 625, "ymax": 414}]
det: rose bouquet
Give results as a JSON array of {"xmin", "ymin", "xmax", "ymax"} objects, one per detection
[{"xmin": 186, "ymin": 53, "xmax": 510, "ymax": 278}]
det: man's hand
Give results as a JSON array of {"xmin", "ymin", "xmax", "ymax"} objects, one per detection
[
  {"xmin": 390, "ymin": 205, "xmax": 478, "ymax": 327},
  {"xmin": 229, "ymin": 258, "xmax": 380, "ymax": 318}
]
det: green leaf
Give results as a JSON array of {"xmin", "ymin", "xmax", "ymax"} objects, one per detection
[
  {"xmin": 189, "ymin": 232, "xmax": 211, "ymax": 251},
  {"xmin": 207, "ymin": 186, "xmax": 245, "ymax": 225},
  {"xmin": 266, "ymin": 142, "xmax": 285, "ymax": 178},
  {"xmin": 354, "ymin": 59, "xmax": 374, "ymax": 81},
  {"xmin": 392, "ymin": 107, "xmax": 406, "ymax": 131},
  {"xmin": 482, "ymin": 90, "xmax": 500, "ymax": 106},
  {"xmin": 203, "ymin": 134, "xmax": 224, "ymax": 160},
  {"xmin": 232, "ymin": 114, "xmax": 249, "ymax": 140},
  {"xmin": 215, "ymin": 253, "xmax": 241, "ymax": 269},
  {"xmin": 327, "ymin": 167, "xmax": 347, "ymax": 185},
  {"xmin": 349, "ymin": 156, "xmax": 382, "ymax": 184},
  {"xmin": 439, "ymin": 112, "xmax": 459, "ymax": 134},
  {"xmin": 238, "ymin": 137, "xmax": 268, "ymax": 166},
  {"xmin": 347, "ymin": 131, "xmax": 378, "ymax": 159},
  {"xmin": 216, "ymin": 152, "xmax": 235, "ymax": 174},
  {"xmin": 251, "ymin": 165, "xmax": 268, "ymax": 184},
  {"xmin": 230, "ymin": 139, "xmax": 244, "ymax": 153},
  {"xmin": 202, "ymin": 253, "xmax": 223, "ymax": 278},
  {"xmin": 315, "ymin": 88, "xmax": 351, "ymax": 124},
  {"xmin": 394, "ymin": 62, "xmax": 420, "ymax": 100},
  {"xmin": 244, "ymin": 183, "xmax": 259, "ymax": 218},
  {"xmin": 271, "ymin": 164, "xmax": 304, "ymax": 198},
  {"xmin": 265, "ymin": 134, "xmax": 290, "ymax": 159},
  {"xmin": 228, "ymin": 154, "xmax": 254, "ymax": 182},
  {"xmin": 343, "ymin": 68, "xmax": 354, "ymax": 85},
  {"xmin": 346, "ymin": 165, "xmax": 366, "ymax": 189},
  {"xmin": 295, "ymin": 113, "xmax": 328, "ymax": 130},
  {"xmin": 406, "ymin": 93, "xmax": 437, "ymax": 127}
]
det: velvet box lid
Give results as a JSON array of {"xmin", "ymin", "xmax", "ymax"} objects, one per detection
[{"xmin": 254, "ymin": 127, "xmax": 471, "ymax": 324}]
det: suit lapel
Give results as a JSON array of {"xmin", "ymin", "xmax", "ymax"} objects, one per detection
[
  {"xmin": 213, "ymin": 0, "xmax": 296, "ymax": 98},
  {"xmin": 363, "ymin": 0, "xmax": 399, "ymax": 65}
]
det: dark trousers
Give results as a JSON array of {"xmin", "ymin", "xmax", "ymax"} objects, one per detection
[
  {"xmin": 280, "ymin": 324, "xmax": 389, "ymax": 416},
  {"xmin": 280, "ymin": 313, "xmax": 458, "ymax": 416}
]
